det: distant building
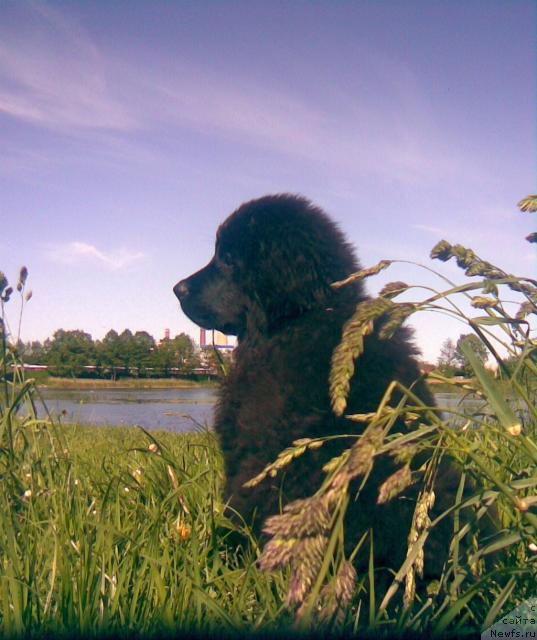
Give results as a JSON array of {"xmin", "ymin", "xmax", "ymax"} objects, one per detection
[
  {"xmin": 164, "ymin": 328, "xmax": 170, "ymax": 340},
  {"xmin": 213, "ymin": 331, "xmax": 228, "ymax": 347},
  {"xmin": 200, "ymin": 328, "xmax": 233, "ymax": 350}
]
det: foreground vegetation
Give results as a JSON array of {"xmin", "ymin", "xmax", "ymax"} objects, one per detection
[
  {"xmin": 0, "ymin": 422, "xmax": 289, "ymax": 637},
  {"xmin": 0, "ymin": 196, "xmax": 535, "ymax": 637},
  {"xmin": 242, "ymin": 197, "xmax": 536, "ymax": 633}
]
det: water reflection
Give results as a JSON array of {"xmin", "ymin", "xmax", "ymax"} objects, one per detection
[
  {"xmin": 30, "ymin": 389, "xmax": 521, "ymax": 433},
  {"xmin": 36, "ymin": 387, "xmax": 218, "ymax": 433}
]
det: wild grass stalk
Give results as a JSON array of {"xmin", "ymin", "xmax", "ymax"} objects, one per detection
[{"xmin": 254, "ymin": 195, "xmax": 536, "ymax": 635}]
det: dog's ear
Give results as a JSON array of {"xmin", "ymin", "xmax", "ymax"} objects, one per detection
[
  {"xmin": 219, "ymin": 195, "xmax": 364, "ymax": 333},
  {"xmin": 254, "ymin": 237, "xmax": 333, "ymax": 318},
  {"xmin": 239, "ymin": 211, "xmax": 362, "ymax": 327}
]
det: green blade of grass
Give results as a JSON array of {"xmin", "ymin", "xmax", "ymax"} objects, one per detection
[{"xmin": 460, "ymin": 341, "xmax": 521, "ymax": 435}]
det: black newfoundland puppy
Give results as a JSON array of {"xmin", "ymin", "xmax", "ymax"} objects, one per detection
[{"xmin": 175, "ymin": 194, "xmax": 458, "ymax": 575}]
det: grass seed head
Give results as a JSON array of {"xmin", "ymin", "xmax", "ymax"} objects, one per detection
[
  {"xmin": 166, "ymin": 464, "xmax": 179, "ymax": 489},
  {"xmin": 330, "ymin": 297, "xmax": 394, "ymax": 416},
  {"xmin": 508, "ymin": 280, "xmax": 536, "ymax": 295},
  {"xmin": 467, "ymin": 263, "xmax": 504, "ymax": 279},
  {"xmin": 404, "ymin": 566, "xmax": 416, "ymax": 609},
  {"xmin": 285, "ymin": 536, "xmax": 328, "ymax": 608},
  {"xmin": 379, "ymin": 281, "xmax": 409, "ymax": 298},
  {"xmin": 262, "ymin": 495, "xmax": 332, "ymax": 538},
  {"xmin": 331, "ymin": 260, "xmax": 392, "ymax": 289},
  {"xmin": 471, "ymin": 296, "xmax": 499, "ymax": 309},
  {"xmin": 378, "ymin": 303, "xmax": 416, "ymax": 340},
  {"xmin": 517, "ymin": 195, "xmax": 537, "ymax": 212},
  {"xmin": 377, "ymin": 464, "xmax": 412, "ymax": 504},
  {"xmin": 0, "ymin": 272, "xmax": 7, "ymax": 296},
  {"xmin": 18, "ymin": 266, "xmax": 28, "ymax": 289},
  {"xmin": 516, "ymin": 301, "xmax": 536, "ymax": 319},
  {"xmin": 345, "ymin": 440, "xmax": 375, "ymax": 480},
  {"xmin": 430, "ymin": 240, "xmax": 452, "ymax": 261},
  {"xmin": 258, "ymin": 537, "xmax": 298, "ymax": 571},
  {"xmin": 343, "ymin": 427, "xmax": 384, "ymax": 483},
  {"xmin": 483, "ymin": 280, "xmax": 499, "ymax": 295},
  {"xmin": 452, "ymin": 244, "xmax": 478, "ymax": 269},
  {"xmin": 309, "ymin": 567, "xmax": 358, "ymax": 622}
]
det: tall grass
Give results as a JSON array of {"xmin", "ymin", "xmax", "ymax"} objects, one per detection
[
  {"xmin": 0, "ymin": 403, "xmax": 291, "ymax": 635},
  {"xmin": 251, "ymin": 197, "xmax": 536, "ymax": 634}
]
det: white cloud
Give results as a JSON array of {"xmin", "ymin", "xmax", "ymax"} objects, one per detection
[{"xmin": 46, "ymin": 242, "xmax": 145, "ymax": 270}]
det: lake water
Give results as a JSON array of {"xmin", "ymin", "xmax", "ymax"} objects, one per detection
[
  {"xmin": 37, "ymin": 387, "xmax": 218, "ymax": 433},
  {"xmin": 434, "ymin": 392, "xmax": 492, "ymax": 425},
  {"xmin": 33, "ymin": 387, "xmax": 498, "ymax": 433}
]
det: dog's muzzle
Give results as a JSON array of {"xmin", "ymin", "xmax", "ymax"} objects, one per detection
[{"xmin": 173, "ymin": 280, "xmax": 189, "ymax": 301}]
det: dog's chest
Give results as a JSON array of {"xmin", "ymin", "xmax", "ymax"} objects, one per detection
[{"xmin": 214, "ymin": 331, "xmax": 336, "ymax": 450}]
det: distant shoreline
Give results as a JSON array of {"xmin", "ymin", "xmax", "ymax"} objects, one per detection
[
  {"xmin": 35, "ymin": 377, "xmax": 466, "ymax": 393},
  {"xmin": 36, "ymin": 377, "xmax": 218, "ymax": 390}
]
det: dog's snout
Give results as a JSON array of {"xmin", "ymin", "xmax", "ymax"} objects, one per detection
[{"xmin": 173, "ymin": 280, "xmax": 189, "ymax": 300}]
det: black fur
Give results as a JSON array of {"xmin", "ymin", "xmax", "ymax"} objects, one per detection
[{"xmin": 175, "ymin": 194, "xmax": 456, "ymax": 575}]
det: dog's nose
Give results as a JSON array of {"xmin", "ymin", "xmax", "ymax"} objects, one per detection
[{"xmin": 173, "ymin": 280, "xmax": 189, "ymax": 300}]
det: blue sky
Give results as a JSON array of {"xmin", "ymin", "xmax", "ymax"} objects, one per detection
[{"xmin": 1, "ymin": 0, "xmax": 535, "ymax": 362}]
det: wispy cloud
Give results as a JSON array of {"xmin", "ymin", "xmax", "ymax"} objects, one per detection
[
  {"xmin": 46, "ymin": 242, "xmax": 145, "ymax": 270},
  {"xmin": 0, "ymin": 3, "xmax": 136, "ymax": 130},
  {"xmin": 152, "ymin": 62, "xmax": 478, "ymax": 187},
  {"xmin": 0, "ymin": 3, "xmax": 487, "ymax": 187}
]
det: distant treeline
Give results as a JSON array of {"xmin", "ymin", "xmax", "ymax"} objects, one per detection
[{"xmin": 16, "ymin": 329, "xmax": 210, "ymax": 379}]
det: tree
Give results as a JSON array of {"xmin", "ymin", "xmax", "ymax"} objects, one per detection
[
  {"xmin": 454, "ymin": 333, "xmax": 488, "ymax": 375},
  {"xmin": 96, "ymin": 329, "xmax": 156, "ymax": 378},
  {"xmin": 202, "ymin": 346, "xmax": 233, "ymax": 378},
  {"xmin": 132, "ymin": 331, "xmax": 156, "ymax": 376},
  {"xmin": 118, "ymin": 329, "xmax": 135, "ymax": 373},
  {"xmin": 46, "ymin": 330, "xmax": 96, "ymax": 377},
  {"xmin": 436, "ymin": 338, "xmax": 457, "ymax": 375},
  {"xmin": 153, "ymin": 337, "xmax": 174, "ymax": 376},
  {"xmin": 171, "ymin": 333, "xmax": 199, "ymax": 374},
  {"xmin": 96, "ymin": 330, "xmax": 122, "ymax": 379},
  {"xmin": 153, "ymin": 333, "xmax": 200, "ymax": 376},
  {"xmin": 21, "ymin": 340, "xmax": 47, "ymax": 365}
]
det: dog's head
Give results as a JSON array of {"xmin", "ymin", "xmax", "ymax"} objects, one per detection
[{"xmin": 174, "ymin": 194, "xmax": 361, "ymax": 338}]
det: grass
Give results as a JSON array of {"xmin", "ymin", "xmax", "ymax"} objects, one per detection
[{"xmin": 0, "ymin": 417, "xmax": 293, "ymax": 637}]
